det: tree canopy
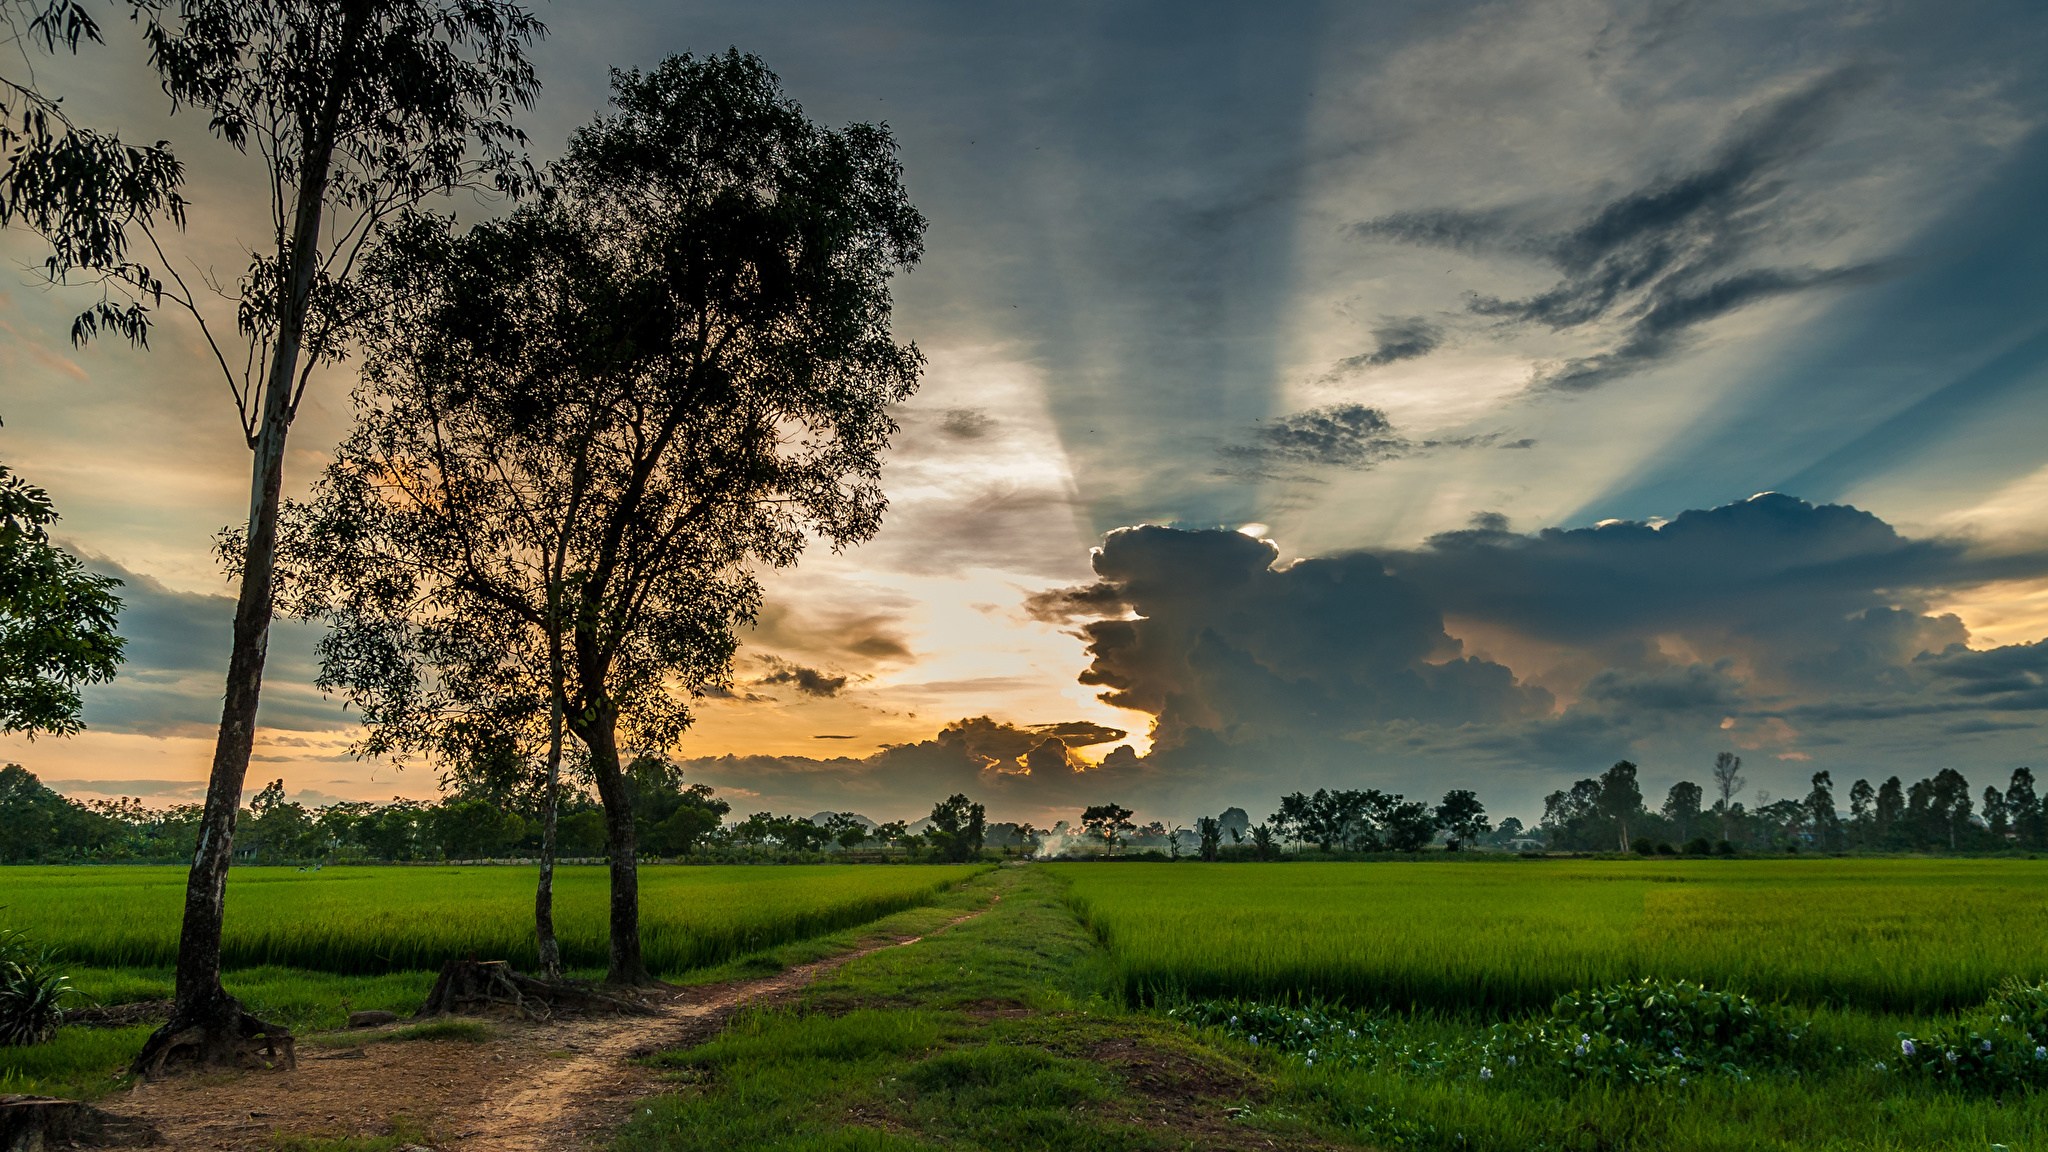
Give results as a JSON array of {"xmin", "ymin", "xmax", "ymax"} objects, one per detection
[
  {"xmin": 279, "ymin": 50, "xmax": 924, "ymax": 984},
  {"xmin": 0, "ymin": 461, "xmax": 123, "ymax": 737}
]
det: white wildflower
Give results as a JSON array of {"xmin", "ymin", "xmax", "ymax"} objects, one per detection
[
  {"xmin": 1479, "ymin": 1067, "xmax": 1493, "ymax": 1081},
  {"xmin": 1901, "ymin": 1039, "xmax": 1917, "ymax": 1057}
]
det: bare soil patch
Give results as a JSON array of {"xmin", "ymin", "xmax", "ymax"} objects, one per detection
[
  {"xmin": 94, "ymin": 903, "xmax": 994, "ymax": 1151},
  {"xmin": 1085, "ymin": 1036, "xmax": 1348, "ymax": 1152}
]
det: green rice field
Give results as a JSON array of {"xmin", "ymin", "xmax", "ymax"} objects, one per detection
[
  {"xmin": 1050, "ymin": 857, "xmax": 2048, "ymax": 1013},
  {"xmin": 0, "ymin": 863, "xmax": 989, "ymax": 976}
]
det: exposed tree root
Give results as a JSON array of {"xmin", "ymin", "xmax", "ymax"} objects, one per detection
[
  {"xmin": 416, "ymin": 959, "xmax": 661, "ymax": 1022},
  {"xmin": 130, "ymin": 1008, "xmax": 296, "ymax": 1079}
]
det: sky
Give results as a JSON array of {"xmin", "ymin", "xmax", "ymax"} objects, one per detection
[{"xmin": 4, "ymin": 0, "xmax": 2047, "ymax": 829}]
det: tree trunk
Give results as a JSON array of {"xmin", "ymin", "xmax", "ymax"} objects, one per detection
[
  {"xmin": 534, "ymin": 627, "xmax": 564, "ymax": 978},
  {"xmin": 579, "ymin": 709, "xmax": 650, "ymax": 985},
  {"xmin": 132, "ymin": 0, "xmax": 369, "ymax": 1078}
]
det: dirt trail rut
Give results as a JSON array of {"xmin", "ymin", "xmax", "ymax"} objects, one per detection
[{"xmin": 110, "ymin": 899, "xmax": 996, "ymax": 1150}]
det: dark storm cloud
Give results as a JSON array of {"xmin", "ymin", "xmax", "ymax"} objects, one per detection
[
  {"xmin": 1328, "ymin": 316, "xmax": 1445, "ymax": 374},
  {"xmin": 1025, "ymin": 496, "xmax": 2048, "ymax": 779},
  {"xmin": 673, "ymin": 714, "xmax": 1158, "ymax": 819},
  {"xmin": 1382, "ymin": 495, "xmax": 1977, "ymax": 662},
  {"xmin": 1052, "ymin": 526, "xmax": 1551, "ymax": 746},
  {"xmin": 1214, "ymin": 405, "xmax": 1521, "ymax": 481},
  {"xmin": 1022, "ymin": 581, "xmax": 1126, "ymax": 624},
  {"xmin": 1356, "ymin": 65, "xmax": 1889, "ymax": 389},
  {"xmin": 1215, "ymin": 404, "xmax": 1412, "ymax": 479},
  {"xmin": 71, "ymin": 557, "xmax": 347, "ymax": 736},
  {"xmin": 747, "ymin": 602, "xmax": 914, "ymax": 665},
  {"xmin": 1029, "ymin": 720, "xmax": 1128, "ymax": 747},
  {"xmin": 753, "ymin": 657, "xmax": 850, "ymax": 698}
]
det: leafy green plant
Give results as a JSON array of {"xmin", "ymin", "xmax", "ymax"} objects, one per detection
[
  {"xmin": 1505, "ymin": 977, "xmax": 1809, "ymax": 1084},
  {"xmin": 0, "ymin": 928, "xmax": 73, "ymax": 1045},
  {"xmin": 1890, "ymin": 979, "xmax": 2048, "ymax": 1092}
]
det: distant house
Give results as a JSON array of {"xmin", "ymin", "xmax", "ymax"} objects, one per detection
[{"xmin": 1505, "ymin": 838, "xmax": 1544, "ymax": 852}]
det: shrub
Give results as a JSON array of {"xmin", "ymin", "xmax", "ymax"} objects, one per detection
[
  {"xmin": 1713, "ymin": 839, "xmax": 1736, "ymax": 856},
  {"xmin": 1631, "ymin": 838, "xmax": 1654, "ymax": 856},
  {"xmin": 1654, "ymin": 842, "xmax": 1677, "ymax": 856},
  {"xmin": 1501, "ymin": 978, "xmax": 1809, "ymax": 1085},
  {"xmin": 1890, "ymin": 979, "xmax": 2048, "ymax": 1093},
  {"xmin": 1682, "ymin": 837, "xmax": 1712, "ymax": 855},
  {"xmin": 0, "ymin": 930, "xmax": 72, "ymax": 1046}
]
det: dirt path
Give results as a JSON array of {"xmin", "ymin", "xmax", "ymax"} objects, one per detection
[{"xmin": 105, "ymin": 900, "xmax": 995, "ymax": 1150}]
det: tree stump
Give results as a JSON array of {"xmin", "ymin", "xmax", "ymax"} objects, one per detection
[
  {"xmin": 0, "ymin": 1095, "xmax": 161, "ymax": 1149},
  {"xmin": 415, "ymin": 959, "xmax": 661, "ymax": 1020}
]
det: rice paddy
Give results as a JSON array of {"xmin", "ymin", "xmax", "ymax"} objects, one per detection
[
  {"xmin": 1050, "ymin": 857, "xmax": 2048, "ymax": 1013},
  {"xmin": 0, "ymin": 863, "xmax": 989, "ymax": 976}
]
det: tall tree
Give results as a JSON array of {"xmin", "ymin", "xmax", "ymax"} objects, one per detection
[
  {"xmin": 1803, "ymin": 771, "xmax": 1841, "ymax": 852},
  {"xmin": 2007, "ymin": 769, "xmax": 2041, "ymax": 849},
  {"xmin": 1983, "ymin": 785, "xmax": 2010, "ymax": 841},
  {"xmin": 1598, "ymin": 760, "xmax": 1643, "ymax": 851},
  {"xmin": 1875, "ymin": 775, "xmax": 1905, "ymax": 843},
  {"xmin": 0, "ymin": 461, "xmax": 124, "ymax": 736},
  {"xmin": 1661, "ymin": 780, "xmax": 1703, "ymax": 844},
  {"xmin": 1847, "ymin": 778, "xmax": 1875, "ymax": 848},
  {"xmin": 928, "ymin": 794, "xmax": 986, "ymax": 863},
  {"xmin": 72, "ymin": 0, "xmax": 544, "ymax": 1073},
  {"xmin": 1081, "ymin": 803, "xmax": 1135, "ymax": 855},
  {"xmin": 1711, "ymin": 751, "xmax": 1745, "ymax": 839},
  {"xmin": 1434, "ymin": 789, "xmax": 1489, "ymax": 850},
  {"xmin": 279, "ymin": 51, "xmax": 924, "ymax": 986},
  {"xmin": 1929, "ymin": 769, "xmax": 1972, "ymax": 851}
]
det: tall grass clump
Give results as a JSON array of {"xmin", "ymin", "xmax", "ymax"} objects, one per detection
[
  {"xmin": 0, "ymin": 864, "xmax": 988, "ymax": 976},
  {"xmin": 1050, "ymin": 858, "xmax": 2048, "ymax": 1014},
  {"xmin": 0, "ymin": 929, "xmax": 71, "ymax": 1046}
]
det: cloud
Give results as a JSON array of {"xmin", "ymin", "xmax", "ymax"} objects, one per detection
[
  {"xmin": 752, "ymin": 657, "xmax": 850, "ymax": 698},
  {"xmin": 1216, "ymin": 404, "xmax": 1412, "ymax": 479},
  {"xmin": 1328, "ymin": 316, "xmax": 1445, "ymax": 374},
  {"xmin": 671, "ymin": 713, "xmax": 1158, "ymax": 821},
  {"xmin": 1016, "ymin": 495, "xmax": 2048, "ymax": 800},
  {"xmin": 1022, "ymin": 581, "xmax": 1125, "ymax": 624},
  {"xmin": 1047, "ymin": 525, "xmax": 1551, "ymax": 747},
  {"xmin": 1029, "ymin": 720, "xmax": 1128, "ymax": 747},
  {"xmin": 43, "ymin": 778, "xmax": 206, "ymax": 800},
  {"xmin": 939, "ymin": 408, "xmax": 995, "ymax": 439},
  {"xmin": 747, "ymin": 601, "xmax": 915, "ymax": 665},
  {"xmin": 1355, "ymin": 65, "xmax": 1890, "ymax": 389},
  {"xmin": 70, "ymin": 557, "xmax": 351, "ymax": 737}
]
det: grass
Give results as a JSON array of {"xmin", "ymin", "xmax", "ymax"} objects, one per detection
[
  {"xmin": 0, "ymin": 1023, "xmax": 153, "ymax": 1100},
  {"xmin": 1049, "ymin": 857, "xmax": 2048, "ymax": 1013},
  {"xmin": 614, "ymin": 862, "xmax": 2048, "ymax": 1152},
  {"xmin": 0, "ymin": 863, "xmax": 990, "ymax": 975},
  {"xmin": 621, "ymin": 866, "xmax": 1195, "ymax": 1152},
  {"xmin": 0, "ymin": 864, "xmax": 988, "ymax": 1104}
]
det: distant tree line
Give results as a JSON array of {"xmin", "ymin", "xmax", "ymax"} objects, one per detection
[
  {"xmin": 0, "ymin": 758, "xmax": 1020, "ymax": 865},
  {"xmin": 1539, "ymin": 755, "xmax": 2043, "ymax": 855},
  {"xmin": 1043, "ymin": 754, "xmax": 2047, "ymax": 862}
]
